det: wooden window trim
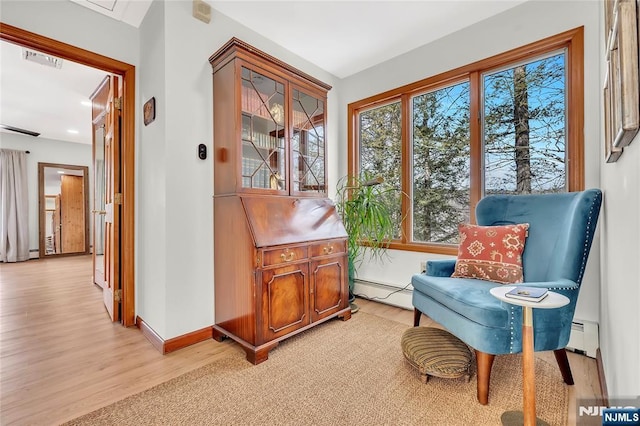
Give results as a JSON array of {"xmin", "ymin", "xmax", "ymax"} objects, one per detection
[{"xmin": 348, "ymin": 27, "xmax": 584, "ymax": 255}]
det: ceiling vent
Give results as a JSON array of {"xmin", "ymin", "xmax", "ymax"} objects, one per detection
[
  {"xmin": 22, "ymin": 48, "xmax": 63, "ymax": 69},
  {"xmin": 0, "ymin": 124, "xmax": 40, "ymax": 137}
]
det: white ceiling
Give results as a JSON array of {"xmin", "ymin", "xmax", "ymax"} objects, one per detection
[
  {"xmin": 210, "ymin": 1, "xmax": 528, "ymax": 78},
  {"xmin": 0, "ymin": 0, "xmax": 527, "ymax": 146},
  {"xmin": 0, "ymin": 40, "xmax": 108, "ymax": 145}
]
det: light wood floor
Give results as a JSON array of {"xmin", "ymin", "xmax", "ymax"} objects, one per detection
[{"xmin": 0, "ymin": 256, "xmax": 600, "ymax": 425}]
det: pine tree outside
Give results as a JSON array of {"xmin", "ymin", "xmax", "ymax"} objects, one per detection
[{"xmin": 355, "ymin": 44, "xmax": 570, "ymax": 248}]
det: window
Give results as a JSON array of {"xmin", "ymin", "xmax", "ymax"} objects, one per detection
[
  {"xmin": 348, "ymin": 28, "xmax": 584, "ymax": 254},
  {"xmin": 412, "ymin": 81, "xmax": 470, "ymax": 244},
  {"xmin": 358, "ymin": 101, "xmax": 403, "ymax": 238},
  {"xmin": 483, "ymin": 53, "xmax": 567, "ymax": 195}
]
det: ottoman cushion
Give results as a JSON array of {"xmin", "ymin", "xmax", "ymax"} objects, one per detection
[{"xmin": 401, "ymin": 326, "xmax": 473, "ymax": 383}]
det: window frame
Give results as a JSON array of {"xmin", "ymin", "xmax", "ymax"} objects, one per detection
[{"xmin": 347, "ymin": 27, "xmax": 584, "ymax": 255}]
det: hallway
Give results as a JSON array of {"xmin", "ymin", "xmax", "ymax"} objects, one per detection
[{"xmin": 0, "ymin": 256, "xmax": 238, "ymax": 425}]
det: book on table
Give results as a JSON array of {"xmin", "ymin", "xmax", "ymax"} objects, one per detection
[{"xmin": 505, "ymin": 286, "xmax": 549, "ymax": 302}]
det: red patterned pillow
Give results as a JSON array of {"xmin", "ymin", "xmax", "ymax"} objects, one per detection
[{"xmin": 451, "ymin": 223, "xmax": 529, "ymax": 284}]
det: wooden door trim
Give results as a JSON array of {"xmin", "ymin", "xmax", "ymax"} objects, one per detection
[{"xmin": 1, "ymin": 23, "xmax": 137, "ymax": 327}]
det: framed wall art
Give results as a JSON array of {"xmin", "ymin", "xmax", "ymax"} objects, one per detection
[
  {"xmin": 603, "ymin": 0, "xmax": 639, "ymax": 163},
  {"xmin": 143, "ymin": 97, "xmax": 156, "ymax": 126}
]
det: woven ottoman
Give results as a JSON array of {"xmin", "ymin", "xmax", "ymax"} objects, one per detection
[{"xmin": 401, "ymin": 327, "xmax": 473, "ymax": 383}]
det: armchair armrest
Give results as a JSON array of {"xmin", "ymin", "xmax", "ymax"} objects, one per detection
[
  {"xmin": 426, "ymin": 260, "xmax": 456, "ymax": 277},
  {"xmin": 515, "ymin": 278, "xmax": 579, "ymax": 291}
]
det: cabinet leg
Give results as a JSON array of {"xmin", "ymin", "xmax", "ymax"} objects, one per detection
[
  {"xmin": 212, "ymin": 327, "xmax": 227, "ymax": 342},
  {"xmin": 339, "ymin": 309, "xmax": 352, "ymax": 321},
  {"xmin": 246, "ymin": 342, "xmax": 279, "ymax": 365}
]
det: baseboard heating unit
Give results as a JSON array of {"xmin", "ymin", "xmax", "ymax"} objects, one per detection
[
  {"xmin": 567, "ymin": 319, "xmax": 599, "ymax": 358},
  {"xmin": 353, "ymin": 279, "xmax": 413, "ymax": 310}
]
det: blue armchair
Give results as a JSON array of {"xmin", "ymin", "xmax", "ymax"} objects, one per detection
[{"xmin": 411, "ymin": 189, "xmax": 602, "ymax": 404}]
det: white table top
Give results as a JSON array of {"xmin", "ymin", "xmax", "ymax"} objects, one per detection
[{"xmin": 490, "ymin": 286, "xmax": 570, "ymax": 309}]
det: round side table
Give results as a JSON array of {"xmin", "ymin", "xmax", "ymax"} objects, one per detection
[{"xmin": 490, "ymin": 286, "xmax": 570, "ymax": 426}]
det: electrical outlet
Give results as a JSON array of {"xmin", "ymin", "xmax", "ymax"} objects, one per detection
[{"xmin": 420, "ymin": 261, "xmax": 427, "ymax": 273}]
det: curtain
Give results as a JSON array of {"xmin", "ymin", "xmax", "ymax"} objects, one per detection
[{"xmin": 0, "ymin": 149, "xmax": 29, "ymax": 262}]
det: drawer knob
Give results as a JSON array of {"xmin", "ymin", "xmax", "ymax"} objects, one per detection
[{"xmin": 323, "ymin": 246, "xmax": 334, "ymax": 254}]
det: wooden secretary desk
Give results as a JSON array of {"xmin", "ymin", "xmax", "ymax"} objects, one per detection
[{"xmin": 209, "ymin": 38, "xmax": 351, "ymax": 364}]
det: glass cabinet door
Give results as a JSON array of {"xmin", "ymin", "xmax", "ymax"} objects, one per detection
[
  {"xmin": 241, "ymin": 66, "xmax": 286, "ymax": 191},
  {"xmin": 291, "ymin": 88, "xmax": 326, "ymax": 194}
]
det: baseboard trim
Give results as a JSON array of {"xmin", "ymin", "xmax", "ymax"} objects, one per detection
[
  {"xmin": 596, "ymin": 347, "xmax": 608, "ymax": 406},
  {"xmin": 164, "ymin": 326, "xmax": 213, "ymax": 354},
  {"xmin": 136, "ymin": 316, "xmax": 164, "ymax": 353},
  {"xmin": 136, "ymin": 316, "xmax": 213, "ymax": 355}
]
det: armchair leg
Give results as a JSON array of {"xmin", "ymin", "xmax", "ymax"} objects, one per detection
[
  {"xmin": 476, "ymin": 350, "xmax": 495, "ymax": 405},
  {"xmin": 553, "ymin": 348, "xmax": 575, "ymax": 385},
  {"xmin": 413, "ymin": 308, "xmax": 422, "ymax": 326}
]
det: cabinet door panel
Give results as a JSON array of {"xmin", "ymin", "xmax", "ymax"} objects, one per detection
[
  {"xmin": 291, "ymin": 87, "xmax": 326, "ymax": 195},
  {"xmin": 240, "ymin": 66, "xmax": 287, "ymax": 192},
  {"xmin": 260, "ymin": 263, "xmax": 309, "ymax": 342},
  {"xmin": 311, "ymin": 256, "xmax": 346, "ymax": 322}
]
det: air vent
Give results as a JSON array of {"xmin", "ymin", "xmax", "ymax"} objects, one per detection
[
  {"xmin": 22, "ymin": 48, "xmax": 63, "ymax": 69},
  {"xmin": 0, "ymin": 124, "xmax": 40, "ymax": 137}
]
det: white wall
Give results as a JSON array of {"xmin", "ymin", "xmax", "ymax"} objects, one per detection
[
  {"xmin": 137, "ymin": 0, "xmax": 168, "ymax": 340},
  {"xmin": 0, "ymin": 132, "xmax": 92, "ymax": 255},
  {"xmin": 599, "ymin": 100, "xmax": 640, "ymax": 394},
  {"xmin": 338, "ymin": 1, "xmax": 603, "ymax": 325},
  {"xmin": 593, "ymin": 0, "xmax": 640, "ymax": 398}
]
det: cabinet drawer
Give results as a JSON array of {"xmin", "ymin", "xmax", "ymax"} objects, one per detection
[
  {"xmin": 310, "ymin": 240, "xmax": 346, "ymax": 258},
  {"xmin": 262, "ymin": 246, "xmax": 308, "ymax": 267}
]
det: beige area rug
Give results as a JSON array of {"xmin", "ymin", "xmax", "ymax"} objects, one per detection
[{"xmin": 65, "ymin": 312, "xmax": 568, "ymax": 426}]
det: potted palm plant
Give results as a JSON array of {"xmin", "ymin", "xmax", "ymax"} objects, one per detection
[{"xmin": 335, "ymin": 172, "xmax": 398, "ymax": 313}]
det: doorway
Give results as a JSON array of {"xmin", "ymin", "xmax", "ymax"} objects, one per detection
[
  {"xmin": 0, "ymin": 24, "xmax": 136, "ymax": 327},
  {"xmin": 38, "ymin": 162, "xmax": 90, "ymax": 258}
]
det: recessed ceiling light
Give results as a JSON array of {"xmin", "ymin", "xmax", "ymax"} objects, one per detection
[
  {"xmin": 81, "ymin": 101, "xmax": 92, "ymax": 107},
  {"xmin": 67, "ymin": 129, "xmax": 79, "ymax": 134}
]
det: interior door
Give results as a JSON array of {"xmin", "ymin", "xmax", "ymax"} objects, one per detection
[
  {"xmin": 91, "ymin": 78, "xmax": 108, "ymax": 289},
  {"xmin": 92, "ymin": 124, "xmax": 106, "ymax": 288},
  {"xmin": 91, "ymin": 75, "xmax": 121, "ymax": 321},
  {"xmin": 60, "ymin": 175, "xmax": 85, "ymax": 252}
]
